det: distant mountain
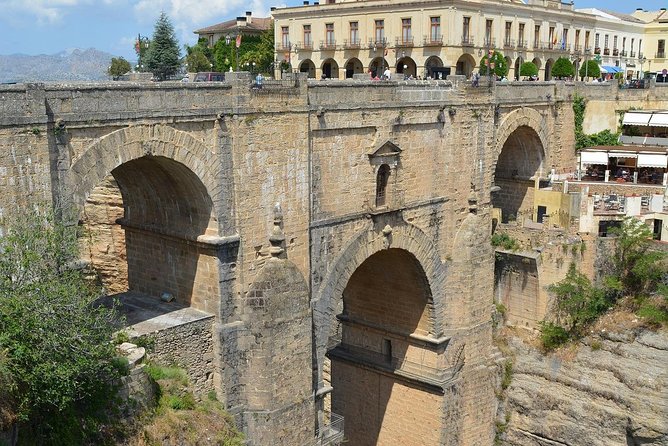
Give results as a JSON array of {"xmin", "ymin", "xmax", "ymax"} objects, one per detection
[{"xmin": 0, "ymin": 48, "xmax": 119, "ymax": 83}]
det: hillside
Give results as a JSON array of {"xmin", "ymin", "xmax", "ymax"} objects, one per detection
[{"xmin": 0, "ymin": 48, "xmax": 117, "ymax": 83}]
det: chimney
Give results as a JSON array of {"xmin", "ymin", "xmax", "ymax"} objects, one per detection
[
  {"xmin": 236, "ymin": 16, "xmax": 247, "ymax": 27},
  {"xmin": 314, "ymin": 1, "xmax": 319, "ymax": 4},
  {"xmin": 270, "ymin": 6, "xmax": 276, "ymax": 11},
  {"xmin": 245, "ymin": 11, "xmax": 252, "ymax": 24},
  {"xmin": 303, "ymin": 1, "xmax": 309, "ymax": 4}
]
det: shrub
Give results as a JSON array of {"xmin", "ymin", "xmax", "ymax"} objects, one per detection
[
  {"xmin": 479, "ymin": 51, "xmax": 509, "ymax": 78},
  {"xmin": 551, "ymin": 57, "xmax": 575, "ymax": 79},
  {"xmin": 519, "ymin": 61, "xmax": 538, "ymax": 77},
  {"xmin": 539, "ymin": 321, "xmax": 570, "ymax": 351},
  {"xmin": 578, "ymin": 60, "xmax": 601, "ymax": 79},
  {"xmin": 491, "ymin": 233, "xmax": 520, "ymax": 251}
]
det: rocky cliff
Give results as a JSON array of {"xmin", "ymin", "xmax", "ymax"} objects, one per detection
[{"xmin": 499, "ymin": 328, "xmax": 668, "ymax": 446}]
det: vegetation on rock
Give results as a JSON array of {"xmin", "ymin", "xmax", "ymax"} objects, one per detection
[
  {"xmin": 540, "ymin": 218, "xmax": 668, "ymax": 350},
  {"xmin": 491, "ymin": 233, "xmax": 520, "ymax": 251},
  {"xmin": 573, "ymin": 93, "xmax": 620, "ymax": 151},
  {"xmin": 0, "ymin": 209, "xmax": 125, "ymax": 444}
]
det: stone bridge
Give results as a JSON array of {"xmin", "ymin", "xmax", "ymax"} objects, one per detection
[{"xmin": 0, "ymin": 75, "xmax": 640, "ymax": 445}]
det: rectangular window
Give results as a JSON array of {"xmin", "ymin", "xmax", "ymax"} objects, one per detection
[
  {"xmin": 631, "ymin": 38, "xmax": 634, "ymax": 50},
  {"xmin": 375, "ymin": 19, "xmax": 385, "ymax": 43},
  {"xmin": 430, "ymin": 16, "xmax": 441, "ymax": 41},
  {"xmin": 402, "ymin": 18, "xmax": 412, "ymax": 42},
  {"xmin": 281, "ymin": 26, "xmax": 290, "ymax": 49},
  {"xmin": 325, "ymin": 23, "xmax": 334, "ymax": 45},
  {"xmin": 485, "ymin": 19, "xmax": 493, "ymax": 45},
  {"xmin": 534, "ymin": 24, "xmax": 540, "ymax": 48},
  {"xmin": 604, "ymin": 34, "xmax": 609, "ymax": 48},
  {"xmin": 659, "ymin": 39, "xmax": 666, "ymax": 58},
  {"xmin": 575, "ymin": 29, "xmax": 580, "ymax": 50},
  {"xmin": 639, "ymin": 39, "xmax": 642, "ymax": 54},
  {"xmin": 595, "ymin": 33, "xmax": 600, "ymax": 48},
  {"xmin": 622, "ymin": 37, "xmax": 626, "ymax": 50},
  {"xmin": 349, "ymin": 21, "xmax": 358, "ymax": 44},
  {"xmin": 463, "ymin": 16, "xmax": 470, "ymax": 42},
  {"xmin": 518, "ymin": 23, "xmax": 525, "ymax": 46},
  {"xmin": 548, "ymin": 26, "xmax": 555, "ymax": 48},
  {"xmin": 303, "ymin": 25, "xmax": 311, "ymax": 48},
  {"xmin": 505, "ymin": 21, "xmax": 512, "ymax": 46},
  {"xmin": 613, "ymin": 35, "xmax": 618, "ymax": 49},
  {"xmin": 585, "ymin": 31, "xmax": 590, "ymax": 49}
]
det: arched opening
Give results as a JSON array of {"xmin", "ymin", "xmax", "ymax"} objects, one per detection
[
  {"xmin": 492, "ymin": 126, "xmax": 545, "ymax": 223},
  {"xmin": 425, "ymin": 55, "xmax": 444, "ymax": 78},
  {"xmin": 504, "ymin": 56, "xmax": 513, "ymax": 79},
  {"xmin": 369, "ymin": 57, "xmax": 388, "ymax": 78},
  {"xmin": 455, "ymin": 53, "xmax": 476, "ymax": 77},
  {"xmin": 82, "ymin": 155, "xmax": 220, "ymax": 312},
  {"xmin": 544, "ymin": 58, "xmax": 554, "ymax": 81},
  {"xmin": 532, "ymin": 57, "xmax": 542, "ymax": 71},
  {"xmin": 345, "ymin": 57, "xmax": 363, "ymax": 78},
  {"xmin": 514, "ymin": 57, "xmax": 523, "ymax": 80},
  {"xmin": 396, "ymin": 56, "xmax": 417, "ymax": 78},
  {"xmin": 328, "ymin": 248, "xmax": 442, "ymax": 445},
  {"xmin": 322, "ymin": 58, "xmax": 339, "ymax": 79},
  {"xmin": 299, "ymin": 59, "xmax": 316, "ymax": 78},
  {"xmin": 375, "ymin": 164, "xmax": 390, "ymax": 207}
]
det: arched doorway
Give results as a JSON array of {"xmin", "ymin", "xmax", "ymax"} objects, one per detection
[
  {"xmin": 328, "ymin": 248, "xmax": 443, "ymax": 445},
  {"xmin": 455, "ymin": 53, "xmax": 476, "ymax": 77},
  {"xmin": 369, "ymin": 57, "xmax": 388, "ymax": 77},
  {"xmin": 299, "ymin": 59, "xmax": 316, "ymax": 78},
  {"xmin": 492, "ymin": 125, "xmax": 545, "ymax": 223},
  {"xmin": 322, "ymin": 58, "xmax": 339, "ymax": 79},
  {"xmin": 532, "ymin": 57, "xmax": 542, "ymax": 75},
  {"xmin": 425, "ymin": 55, "xmax": 444, "ymax": 78},
  {"xmin": 544, "ymin": 58, "xmax": 554, "ymax": 81},
  {"xmin": 396, "ymin": 56, "xmax": 417, "ymax": 78},
  {"xmin": 345, "ymin": 57, "xmax": 363, "ymax": 78},
  {"xmin": 504, "ymin": 56, "xmax": 513, "ymax": 79},
  {"xmin": 514, "ymin": 57, "xmax": 523, "ymax": 80}
]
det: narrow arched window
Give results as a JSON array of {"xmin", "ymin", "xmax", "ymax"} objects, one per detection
[{"xmin": 375, "ymin": 164, "xmax": 391, "ymax": 207}]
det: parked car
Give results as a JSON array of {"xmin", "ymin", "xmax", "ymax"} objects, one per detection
[{"xmin": 194, "ymin": 72, "xmax": 225, "ymax": 82}]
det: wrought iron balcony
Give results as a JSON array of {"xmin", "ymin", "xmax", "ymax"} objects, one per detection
[
  {"xmin": 533, "ymin": 40, "xmax": 540, "ymax": 49},
  {"xmin": 613, "ymin": 48, "xmax": 619, "ymax": 56},
  {"xmin": 503, "ymin": 38, "xmax": 515, "ymax": 48},
  {"xmin": 395, "ymin": 36, "xmax": 414, "ymax": 47},
  {"xmin": 603, "ymin": 47, "xmax": 610, "ymax": 55},
  {"xmin": 423, "ymin": 35, "xmax": 443, "ymax": 46},
  {"xmin": 368, "ymin": 38, "xmax": 387, "ymax": 49},
  {"xmin": 461, "ymin": 35, "xmax": 474, "ymax": 46},
  {"xmin": 657, "ymin": 51, "xmax": 666, "ymax": 59},
  {"xmin": 630, "ymin": 51, "xmax": 636, "ymax": 57},
  {"xmin": 320, "ymin": 40, "xmax": 337, "ymax": 50},
  {"xmin": 276, "ymin": 42, "xmax": 292, "ymax": 51},
  {"xmin": 294, "ymin": 41, "xmax": 313, "ymax": 51},
  {"xmin": 517, "ymin": 40, "xmax": 528, "ymax": 49},
  {"xmin": 343, "ymin": 38, "xmax": 361, "ymax": 49},
  {"xmin": 484, "ymin": 37, "xmax": 496, "ymax": 48}
]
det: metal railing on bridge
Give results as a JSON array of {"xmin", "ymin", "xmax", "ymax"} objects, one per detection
[{"xmin": 307, "ymin": 412, "xmax": 344, "ymax": 446}]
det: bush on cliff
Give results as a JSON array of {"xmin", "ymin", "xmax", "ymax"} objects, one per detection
[{"xmin": 0, "ymin": 209, "xmax": 125, "ymax": 445}]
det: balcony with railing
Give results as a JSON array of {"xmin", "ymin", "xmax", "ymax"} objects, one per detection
[
  {"xmin": 461, "ymin": 35, "xmax": 474, "ymax": 46},
  {"xmin": 294, "ymin": 41, "xmax": 313, "ymax": 51},
  {"xmin": 533, "ymin": 40, "xmax": 539, "ymax": 49},
  {"xmin": 594, "ymin": 47, "xmax": 601, "ymax": 54},
  {"xmin": 503, "ymin": 38, "xmax": 515, "ymax": 49},
  {"xmin": 604, "ymin": 47, "xmax": 610, "ymax": 55},
  {"xmin": 613, "ymin": 48, "xmax": 619, "ymax": 56},
  {"xmin": 630, "ymin": 51, "xmax": 636, "ymax": 57},
  {"xmin": 276, "ymin": 42, "xmax": 292, "ymax": 52},
  {"xmin": 368, "ymin": 38, "xmax": 387, "ymax": 49},
  {"xmin": 343, "ymin": 38, "xmax": 361, "ymax": 49},
  {"xmin": 423, "ymin": 34, "xmax": 443, "ymax": 46},
  {"xmin": 574, "ymin": 43, "xmax": 581, "ymax": 52},
  {"xmin": 620, "ymin": 50, "xmax": 627, "ymax": 57},
  {"xmin": 484, "ymin": 37, "xmax": 496, "ymax": 48},
  {"xmin": 517, "ymin": 40, "xmax": 527, "ymax": 49},
  {"xmin": 657, "ymin": 51, "xmax": 666, "ymax": 59},
  {"xmin": 395, "ymin": 36, "xmax": 414, "ymax": 47},
  {"xmin": 320, "ymin": 40, "xmax": 337, "ymax": 50},
  {"xmin": 311, "ymin": 412, "xmax": 344, "ymax": 446}
]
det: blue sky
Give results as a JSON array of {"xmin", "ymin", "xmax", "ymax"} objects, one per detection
[{"xmin": 0, "ymin": 0, "xmax": 665, "ymax": 63}]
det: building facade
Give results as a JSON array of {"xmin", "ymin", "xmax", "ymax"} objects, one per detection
[{"xmin": 271, "ymin": 0, "xmax": 654, "ymax": 80}]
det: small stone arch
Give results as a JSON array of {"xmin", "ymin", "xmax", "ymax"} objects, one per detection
[
  {"xmin": 514, "ymin": 56, "xmax": 523, "ymax": 80},
  {"xmin": 321, "ymin": 58, "xmax": 339, "ymax": 79},
  {"xmin": 299, "ymin": 59, "xmax": 316, "ymax": 78},
  {"xmin": 455, "ymin": 53, "xmax": 476, "ymax": 77},
  {"xmin": 544, "ymin": 58, "xmax": 555, "ymax": 80},
  {"xmin": 396, "ymin": 56, "xmax": 417, "ymax": 77},
  {"xmin": 344, "ymin": 57, "xmax": 363, "ymax": 78},
  {"xmin": 313, "ymin": 221, "xmax": 448, "ymax": 386},
  {"xmin": 532, "ymin": 57, "xmax": 542, "ymax": 70},
  {"xmin": 369, "ymin": 57, "xmax": 388, "ymax": 77},
  {"xmin": 65, "ymin": 124, "xmax": 232, "ymax": 235}
]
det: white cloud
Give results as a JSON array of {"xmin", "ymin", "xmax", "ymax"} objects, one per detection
[
  {"xmin": 1, "ymin": 0, "xmax": 107, "ymax": 24},
  {"xmin": 133, "ymin": 0, "xmax": 271, "ymax": 28}
]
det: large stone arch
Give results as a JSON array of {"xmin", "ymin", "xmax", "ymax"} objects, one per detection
[
  {"xmin": 495, "ymin": 107, "xmax": 549, "ymax": 164},
  {"xmin": 313, "ymin": 221, "xmax": 447, "ymax": 386},
  {"xmin": 65, "ymin": 124, "xmax": 233, "ymax": 235}
]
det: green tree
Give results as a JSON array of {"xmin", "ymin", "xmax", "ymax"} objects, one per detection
[
  {"xmin": 145, "ymin": 12, "xmax": 181, "ymax": 80},
  {"xmin": 0, "ymin": 209, "xmax": 124, "ymax": 444},
  {"xmin": 186, "ymin": 49, "xmax": 212, "ymax": 73},
  {"xmin": 107, "ymin": 57, "xmax": 131, "ymax": 80},
  {"xmin": 578, "ymin": 60, "xmax": 601, "ymax": 79},
  {"xmin": 519, "ymin": 61, "xmax": 538, "ymax": 77},
  {"xmin": 550, "ymin": 56, "xmax": 575, "ymax": 79},
  {"xmin": 479, "ymin": 50, "xmax": 509, "ymax": 78},
  {"xmin": 238, "ymin": 23, "xmax": 276, "ymax": 74}
]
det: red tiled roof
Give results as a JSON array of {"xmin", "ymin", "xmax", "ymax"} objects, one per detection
[{"xmin": 194, "ymin": 17, "xmax": 272, "ymax": 34}]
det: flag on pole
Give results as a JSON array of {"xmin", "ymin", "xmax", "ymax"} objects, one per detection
[{"xmin": 236, "ymin": 35, "xmax": 242, "ymax": 48}]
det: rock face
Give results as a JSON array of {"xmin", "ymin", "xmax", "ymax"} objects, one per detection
[{"xmin": 503, "ymin": 330, "xmax": 668, "ymax": 446}]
